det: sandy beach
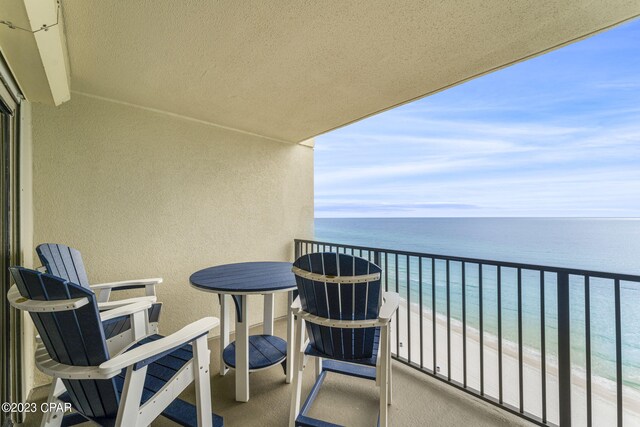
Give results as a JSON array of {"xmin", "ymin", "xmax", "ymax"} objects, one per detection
[{"xmin": 390, "ymin": 299, "xmax": 640, "ymax": 426}]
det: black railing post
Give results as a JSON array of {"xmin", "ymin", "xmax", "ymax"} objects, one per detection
[
  {"xmin": 557, "ymin": 271, "xmax": 572, "ymax": 426},
  {"xmin": 614, "ymin": 279, "xmax": 623, "ymax": 427}
]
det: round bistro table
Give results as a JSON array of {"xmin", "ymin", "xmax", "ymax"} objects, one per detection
[{"xmin": 190, "ymin": 261, "xmax": 297, "ymax": 402}]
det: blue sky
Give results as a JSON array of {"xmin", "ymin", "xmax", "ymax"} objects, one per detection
[{"xmin": 315, "ymin": 19, "xmax": 640, "ymax": 218}]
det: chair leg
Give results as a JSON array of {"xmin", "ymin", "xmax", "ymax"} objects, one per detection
[
  {"xmin": 193, "ymin": 335, "xmax": 213, "ymax": 427},
  {"xmin": 289, "ymin": 316, "xmax": 305, "ymax": 427},
  {"xmin": 388, "ymin": 321, "xmax": 393, "ymax": 405},
  {"xmin": 148, "ymin": 321, "xmax": 159, "ymax": 335},
  {"xmin": 96, "ymin": 288, "xmax": 111, "ymax": 303},
  {"xmin": 115, "ymin": 366, "xmax": 146, "ymax": 426},
  {"xmin": 131, "ymin": 310, "xmax": 147, "ymax": 342},
  {"xmin": 380, "ymin": 325, "xmax": 389, "ymax": 427},
  {"xmin": 375, "ymin": 338, "xmax": 382, "ymax": 387},
  {"xmin": 40, "ymin": 378, "xmax": 65, "ymax": 427},
  {"xmin": 286, "ymin": 291, "xmax": 295, "ymax": 384},
  {"xmin": 314, "ymin": 356, "xmax": 322, "ymax": 378}
]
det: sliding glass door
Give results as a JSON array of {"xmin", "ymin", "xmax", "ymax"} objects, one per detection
[{"xmin": 0, "ymin": 77, "xmax": 21, "ymax": 427}]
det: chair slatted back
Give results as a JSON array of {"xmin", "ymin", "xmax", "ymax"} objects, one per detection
[
  {"xmin": 9, "ymin": 267, "xmax": 119, "ymax": 418},
  {"xmin": 293, "ymin": 252, "xmax": 382, "ymax": 360},
  {"xmin": 36, "ymin": 243, "xmax": 91, "ymax": 289}
]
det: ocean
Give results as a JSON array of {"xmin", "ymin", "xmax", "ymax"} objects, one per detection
[{"xmin": 314, "ymin": 217, "xmax": 640, "ymax": 389}]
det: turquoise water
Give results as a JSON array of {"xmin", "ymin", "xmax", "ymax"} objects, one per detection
[{"xmin": 314, "ymin": 217, "xmax": 640, "ymax": 389}]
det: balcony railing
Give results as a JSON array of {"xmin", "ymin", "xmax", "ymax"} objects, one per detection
[{"xmin": 294, "ymin": 239, "xmax": 640, "ymax": 427}]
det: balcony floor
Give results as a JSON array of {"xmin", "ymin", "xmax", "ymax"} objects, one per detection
[{"xmin": 23, "ymin": 319, "xmax": 532, "ymax": 426}]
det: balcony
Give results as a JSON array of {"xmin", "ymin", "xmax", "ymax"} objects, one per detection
[
  {"xmin": 23, "ymin": 318, "xmax": 531, "ymax": 427},
  {"xmin": 15, "ymin": 239, "xmax": 639, "ymax": 426},
  {"xmin": 2, "ymin": 2, "xmax": 640, "ymax": 426}
]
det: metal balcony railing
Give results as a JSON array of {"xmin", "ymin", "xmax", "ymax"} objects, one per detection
[{"xmin": 294, "ymin": 239, "xmax": 640, "ymax": 427}]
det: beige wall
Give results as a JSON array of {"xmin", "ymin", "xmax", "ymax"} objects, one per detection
[
  {"xmin": 19, "ymin": 101, "xmax": 37, "ymax": 397},
  {"xmin": 30, "ymin": 93, "xmax": 314, "ymax": 385}
]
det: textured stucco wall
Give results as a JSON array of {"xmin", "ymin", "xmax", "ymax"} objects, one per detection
[
  {"xmin": 19, "ymin": 102, "xmax": 37, "ymax": 397},
  {"xmin": 30, "ymin": 93, "xmax": 313, "ymax": 383}
]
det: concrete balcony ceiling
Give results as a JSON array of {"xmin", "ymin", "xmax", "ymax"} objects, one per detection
[{"xmin": 61, "ymin": 0, "xmax": 640, "ymax": 143}]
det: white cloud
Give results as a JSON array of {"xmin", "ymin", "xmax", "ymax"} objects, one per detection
[{"xmin": 314, "ymin": 21, "xmax": 640, "ymax": 218}]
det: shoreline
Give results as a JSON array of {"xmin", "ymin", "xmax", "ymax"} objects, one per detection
[{"xmin": 391, "ymin": 299, "xmax": 640, "ymax": 425}]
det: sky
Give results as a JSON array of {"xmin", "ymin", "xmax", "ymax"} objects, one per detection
[{"xmin": 314, "ymin": 19, "xmax": 640, "ymax": 218}]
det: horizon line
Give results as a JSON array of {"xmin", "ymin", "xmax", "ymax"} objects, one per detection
[{"xmin": 314, "ymin": 216, "xmax": 640, "ymax": 219}]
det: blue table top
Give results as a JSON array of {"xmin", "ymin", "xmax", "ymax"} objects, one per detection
[{"xmin": 190, "ymin": 261, "xmax": 296, "ymax": 294}]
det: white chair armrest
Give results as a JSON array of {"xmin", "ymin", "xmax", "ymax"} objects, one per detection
[
  {"xmin": 97, "ymin": 296, "xmax": 157, "ymax": 311},
  {"xmin": 99, "ymin": 317, "xmax": 219, "ymax": 376},
  {"xmin": 100, "ymin": 301, "xmax": 153, "ymax": 322},
  {"xmin": 91, "ymin": 278, "xmax": 163, "ymax": 291},
  {"xmin": 379, "ymin": 292, "xmax": 400, "ymax": 322}
]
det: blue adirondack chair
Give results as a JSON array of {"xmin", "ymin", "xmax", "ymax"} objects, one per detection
[
  {"xmin": 36, "ymin": 243, "xmax": 163, "ymax": 348},
  {"xmin": 289, "ymin": 252, "xmax": 400, "ymax": 427},
  {"xmin": 8, "ymin": 267, "xmax": 223, "ymax": 427}
]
